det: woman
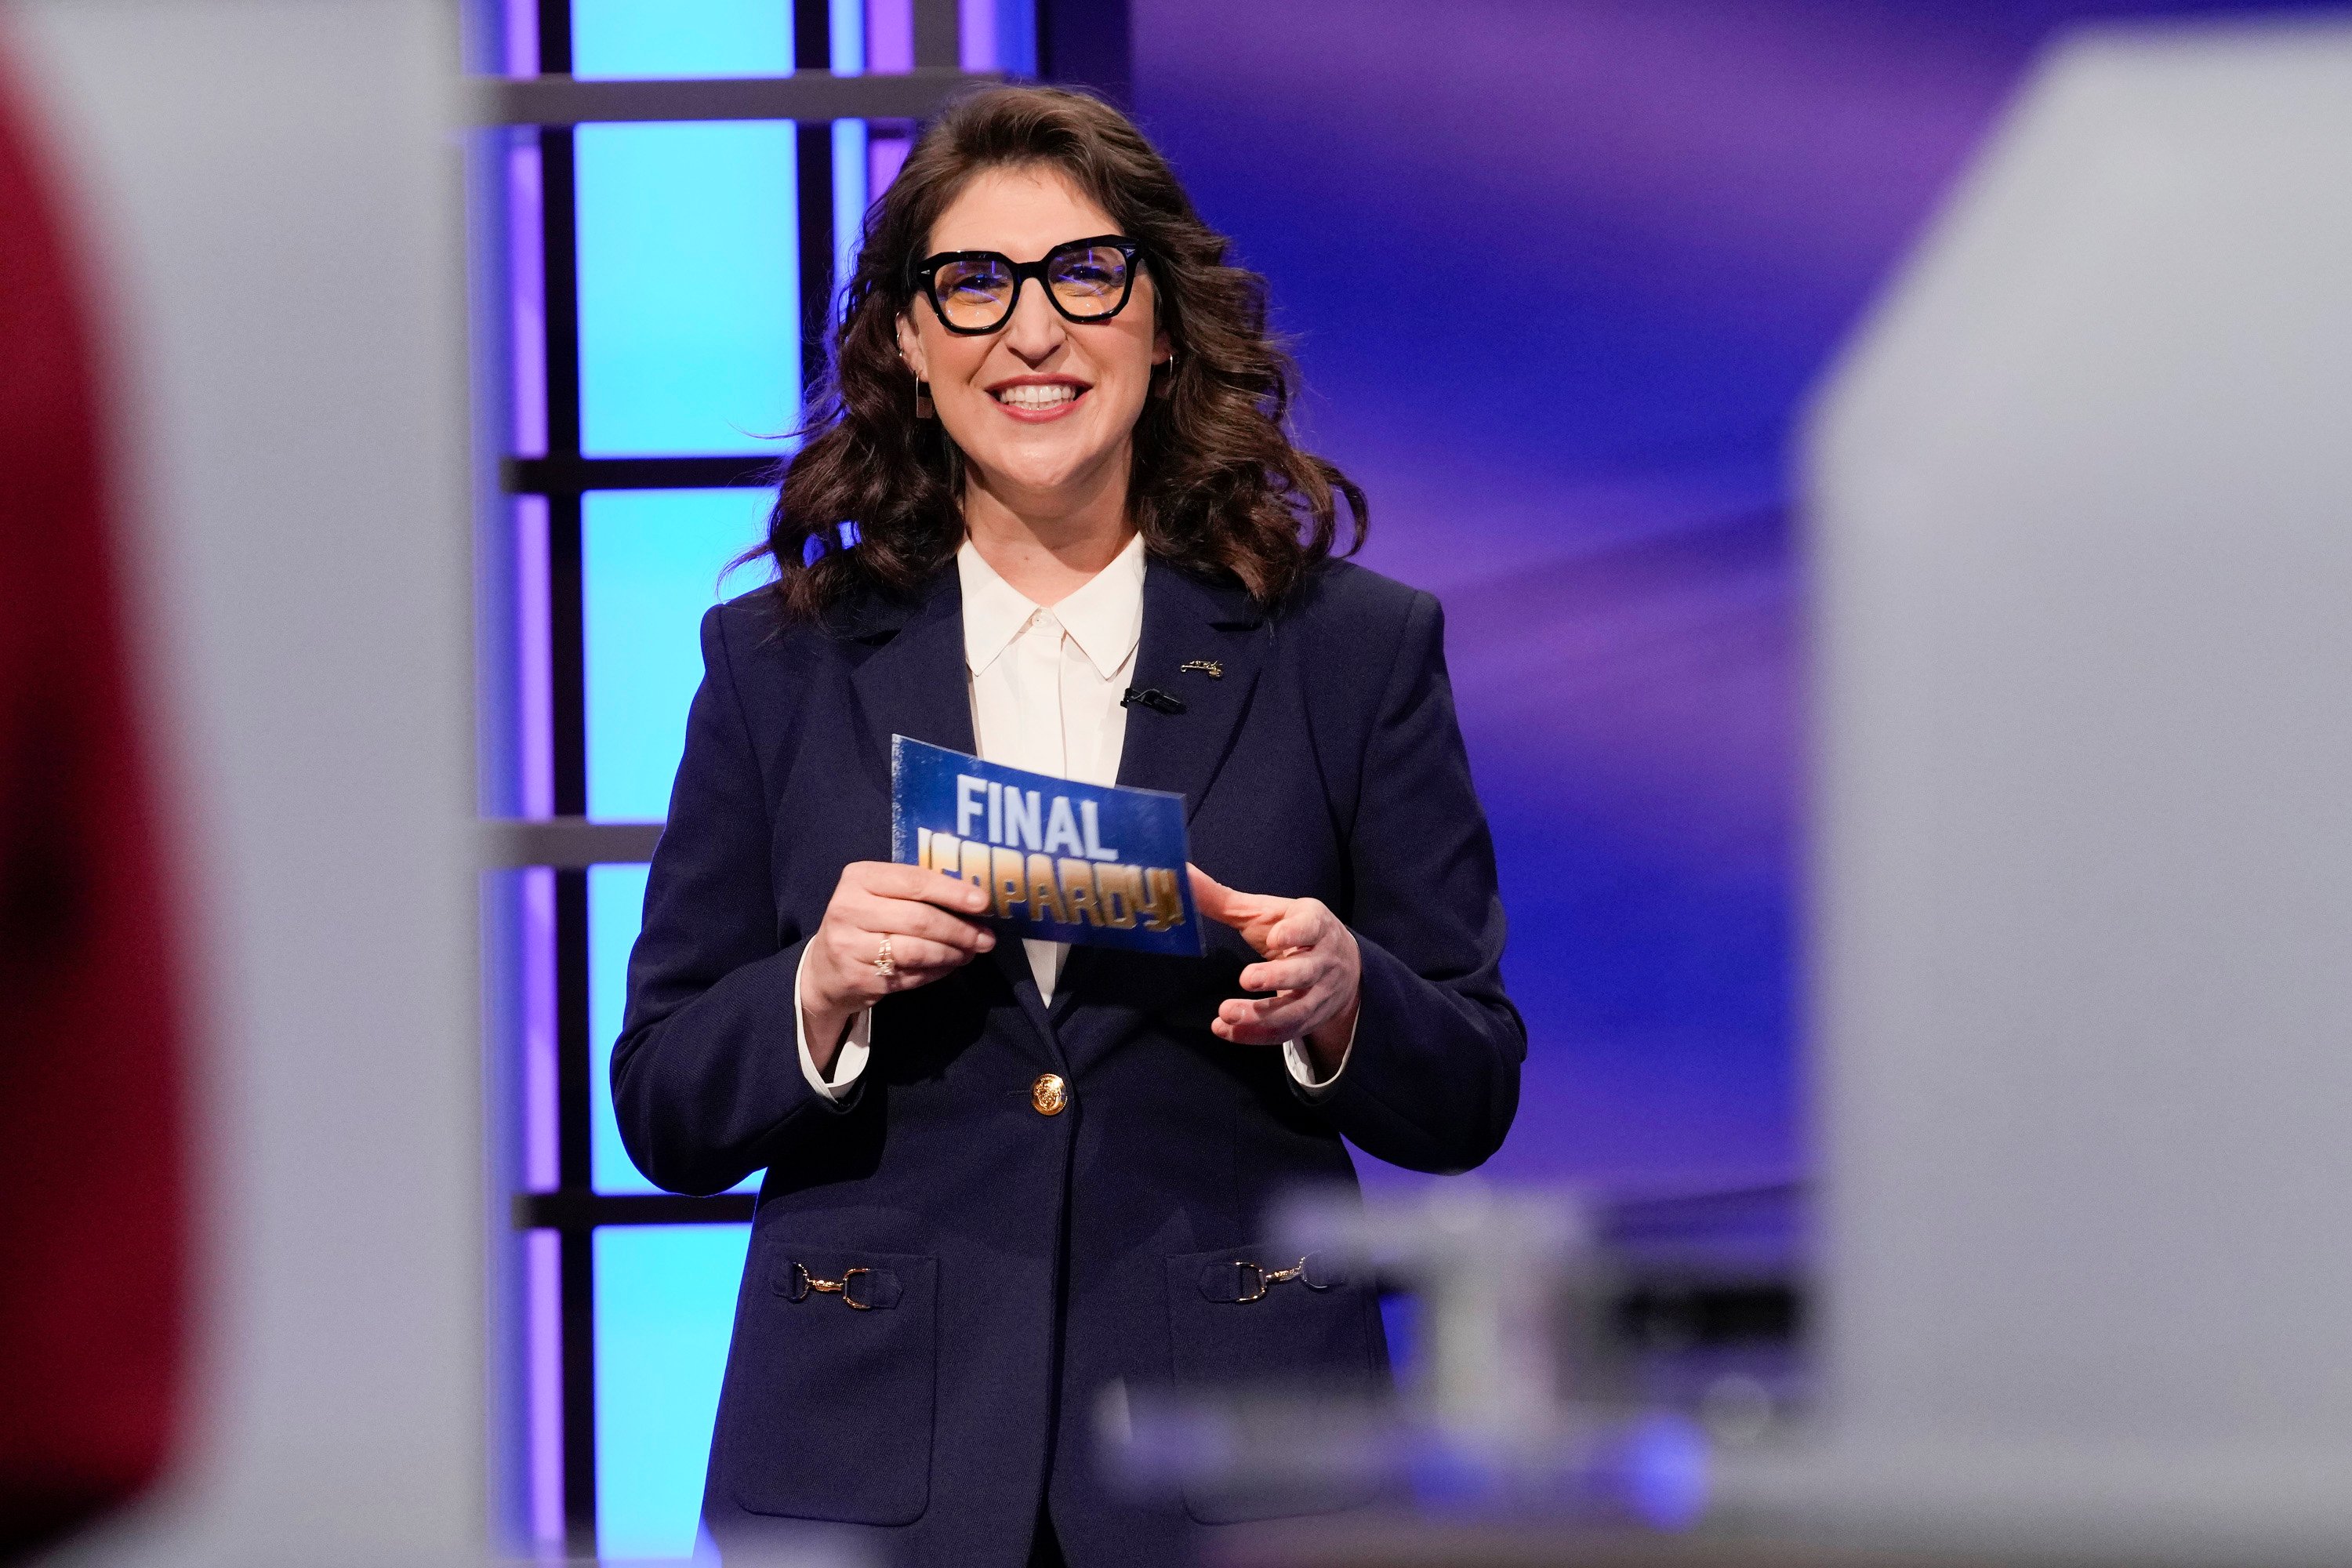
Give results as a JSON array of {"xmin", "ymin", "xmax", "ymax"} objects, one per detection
[{"xmin": 614, "ymin": 85, "xmax": 1523, "ymax": 1568}]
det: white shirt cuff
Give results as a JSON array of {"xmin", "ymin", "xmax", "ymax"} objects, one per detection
[
  {"xmin": 795, "ymin": 944, "xmax": 871, "ymax": 1104},
  {"xmin": 1283, "ymin": 1014, "xmax": 1358, "ymax": 1102}
]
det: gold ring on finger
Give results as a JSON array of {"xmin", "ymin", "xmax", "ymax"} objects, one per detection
[{"xmin": 873, "ymin": 934, "xmax": 896, "ymax": 980}]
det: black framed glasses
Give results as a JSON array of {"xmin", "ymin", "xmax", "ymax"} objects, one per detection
[{"xmin": 909, "ymin": 235, "xmax": 1143, "ymax": 336}]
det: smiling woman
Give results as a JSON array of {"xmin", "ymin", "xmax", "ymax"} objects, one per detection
[
  {"xmin": 895, "ymin": 165, "xmax": 1167, "ymax": 612},
  {"xmin": 747, "ymin": 85, "xmax": 1366, "ymax": 620},
  {"xmin": 613, "ymin": 83, "xmax": 1523, "ymax": 1568}
]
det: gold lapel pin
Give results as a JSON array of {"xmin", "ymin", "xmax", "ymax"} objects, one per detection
[{"xmin": 1178, "ymin": 659, "xmax": 1224, "ymax": 679}]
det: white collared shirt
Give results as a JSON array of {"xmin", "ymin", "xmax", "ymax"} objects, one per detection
[
  {"xmin": 958, "ymin": 531, "xmax": 1150, "ymax": 1003},
  {"xmin": 797, "ymin": 535, "xmax": 1346, "ymax": 1102}
]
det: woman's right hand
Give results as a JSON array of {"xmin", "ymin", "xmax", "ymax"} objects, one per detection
[{"xmin": 799, "ymin": 862, "xmax": 996, "ymax": 1076}]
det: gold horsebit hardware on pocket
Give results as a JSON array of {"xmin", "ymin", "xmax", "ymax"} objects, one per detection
[
  {"xmin": 1232, "ymin": 1256, "xmax": 1322, "ymax": 1304},
  {"xmin": 789, "ymin": 1261, "xmax": 877, "ymax": 1308}
]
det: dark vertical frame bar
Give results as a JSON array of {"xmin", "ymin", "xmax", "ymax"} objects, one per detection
[
  {"xmin": 553, "ymin": 861, "xmax": 593, "ymax": 1555},
  {"xmin": 535, "ymin": 0, "xmax": 597, "ymax": 1554},
  {"xmin": 794, "ymin": 0, "xmax": 835, "ymax": 405}
]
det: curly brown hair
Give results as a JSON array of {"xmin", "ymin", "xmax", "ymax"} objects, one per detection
[{"xmin": 743, "ymin": 84, "xmax": 1366, "ymax": 622}]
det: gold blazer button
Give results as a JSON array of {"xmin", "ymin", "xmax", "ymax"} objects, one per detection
[{"xmin": 1030, "ymin": 1073, "xmax": 1069, "ymax": 1116}]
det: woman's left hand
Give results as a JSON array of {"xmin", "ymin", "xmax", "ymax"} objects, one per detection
[{"xmin": 1187, "ymin": 865, "xmax": 1360, "ymax": 1077}]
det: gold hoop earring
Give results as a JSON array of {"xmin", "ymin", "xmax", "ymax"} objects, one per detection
[{"xmin": 914, "ymin": 379, "xmax": 935, "ymax": 419}]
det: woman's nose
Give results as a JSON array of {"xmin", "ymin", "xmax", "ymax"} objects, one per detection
[{"xmin": 999, "ymin": 278, "xmax": 1067, "ymax": 365}]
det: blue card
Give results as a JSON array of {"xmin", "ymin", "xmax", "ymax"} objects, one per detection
[{"xmin": 890, "ymin": 735, "xmax": 1203, "ymax": 956}]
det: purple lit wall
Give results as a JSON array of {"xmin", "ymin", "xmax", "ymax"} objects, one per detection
[{"xmin": 1131, "ymin": 0, "xmax": 2345, "ymax": 1190}]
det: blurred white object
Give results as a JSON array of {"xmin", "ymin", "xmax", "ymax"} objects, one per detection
[
  {"xmin": 1797, "ymin": 13, "xmax": 2352, "ymax": 1561},
  {"xmin": 1283, "ymin": 1182, "xmax": 1593, "ymax": 1452},
  {"xmin": 1111, "ymin": 1185, "xmax": 1710, "ymax": 1527},
  {"xmin": 6, "ymin": 0, "xmax": 480, "ymax": 1563}
]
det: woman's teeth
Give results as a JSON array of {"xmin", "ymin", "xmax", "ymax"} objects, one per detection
[{"xmin": 994, "ymin": 384, "xmax": 1081, "ymax": 410}]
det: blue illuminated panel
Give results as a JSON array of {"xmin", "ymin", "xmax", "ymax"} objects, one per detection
[
  {"xmin": 575, "ymin": 122, "xmax": 800, "ymax": 457},
  {"xmin": 584, "ymin": 489, "xmax": 773, "ymax": 1195},
  {"xmin": 589, "ymin": 862, "xmax": 760, "ymax": 1197},
  {"xmin": 588, "ymin": 862, "xmax": 654, "ymax": 1195},
  {"xmin": 829, "ymin": 0, "xmax": 864, "ymax": 71},
  {"xmin": 573, "ymin": 0, "xmax": 790, "ymax": 78},
  {"xmin": 572, "ymin": 0, "xmax": 800, "ymax": 459},
  {"xmin": 594, "ymin": 1225, "xmax": 752, "ymax": 1559},
  {"xmin": 833, "ymin": 120, "xmax": 869, "ymax": 295},
  {"xmin": 583, "ymin": 488, "xmax": 776, "ymax": 822},
  {"xmin": 830, "ymin": 0, "xmax": 870, "ymax": 296}
]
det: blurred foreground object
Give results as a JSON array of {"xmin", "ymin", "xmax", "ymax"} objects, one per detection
[
  {"xmin": 1789, "ymin": 12, "xmax": 2352, "ymax": 1562},
  {"xmin": 0, "ymin": 38, "xmax": 183, "ymax": 1562},
  {"xmin": 5, "ymin": 0, "xmax": 479, "ymax": 1561},
  {"xmin": 1105, "ymin": 1185, "xmax": 1715, "ymax": 1532}
]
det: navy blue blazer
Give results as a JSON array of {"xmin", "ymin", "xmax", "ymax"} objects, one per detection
[{"xmin": 613, "ymin": 555, "xmax": 1523, "ymax": 1567}]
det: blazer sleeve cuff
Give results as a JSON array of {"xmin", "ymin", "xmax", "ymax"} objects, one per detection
[
  {"xmin": 1283, "ymin": 1015, "xmax": 1357, "ymax": 1102},
  {"xmin": 793, "ymin": 945, "xmax": 870, "ymax": 1109}
]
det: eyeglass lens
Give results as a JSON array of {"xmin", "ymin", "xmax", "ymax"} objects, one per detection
[{"xmin": 931, "ymin": 244, "xmax": 1131, "ymax": 332}]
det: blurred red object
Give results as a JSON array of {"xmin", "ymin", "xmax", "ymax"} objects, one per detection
[{"xmin": 0, "ymin": 39, "xmax": 187, "ymax": 1562}]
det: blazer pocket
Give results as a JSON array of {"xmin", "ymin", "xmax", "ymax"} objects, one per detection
[
  {"xmin": 1162, "ymin": 1243, "xmax": 1385, "ymax": 1525},
  {"xmin": 722, "ymin": 1244, "xmax": 938, "ymax": 1526}
]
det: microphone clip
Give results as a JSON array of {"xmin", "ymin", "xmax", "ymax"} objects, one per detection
[{"xmin": 1121, "ymin": 686, "xmax": 1187, "ymax": 716}]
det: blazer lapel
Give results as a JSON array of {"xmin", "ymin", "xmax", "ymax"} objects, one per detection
[
  {"xmin": 1054, "ymin": 564, "xmax": 1267, "ymax": 1025},
  {"xmin": 1113, "ymin": 562, "xmax": 1269, "ymax": 817},
  {"xmin": 845, "ymin": 568, "xmax": 1065, "ymax": 1059},
  {"xmin": 845, "ymin": 567, "xmax": 975, "ymax": 791}
]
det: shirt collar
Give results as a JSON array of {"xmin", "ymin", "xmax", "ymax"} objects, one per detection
[
  {"xmin": 956, "ymin": 539, "xmax": 1039, "ymax": 677},
  {"xmin": 956, "ymin": 532, "xmax": 1146, "ymax": 681}
]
